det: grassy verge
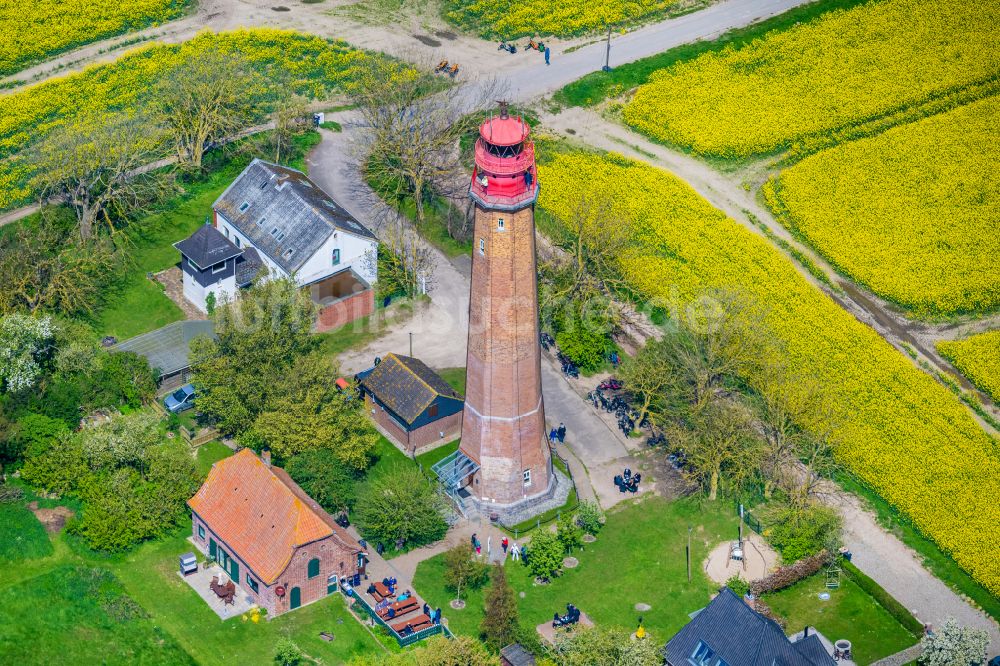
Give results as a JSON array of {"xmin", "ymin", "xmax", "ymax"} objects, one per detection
[
  {"xmin": 765, "ymin": 572, "xmax": 918, "ymax": 664},
  {"xmin": 837, "ymin": 473, "xmax": 1000, "ymax": 623},
  {"xmin": 0, "ymin": 500, "xmax": 53, "ymax": 562},
  {"xmin": 553, "ymin": 0, "xmax": 872, "ymax": 108},
  {"xmin": 415, "ymin": 495, "xmax": 738, "ymax": 639},
  {"xmin": 193, "ymin": 440, "xmax": 233, "ymax": 479}
]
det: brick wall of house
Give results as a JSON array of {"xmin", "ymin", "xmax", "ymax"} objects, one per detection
[
  {"xmin": 315, "ymin": 289, "xmax": 374, "ymax": 333},
  {"xmin": 410, "ymin": 410, "xmax": 463, "ymax": 452},
  {"xmin": 192, "ymin": 513, "xmax": 358, "ymax": 617},
  {"xmin": 367, "ymin": 394, "xmax": 411, "ymax": 449}
]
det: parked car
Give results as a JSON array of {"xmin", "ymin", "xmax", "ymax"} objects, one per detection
[{"xmin": 164, "ymin": 384, "xmax": 196, "ymax": 413}]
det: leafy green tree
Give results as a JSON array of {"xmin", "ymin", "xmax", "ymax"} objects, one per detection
[
  {"xmin": 0, "ymin": 313, "xmax": 55, "ymax": 393},
  {"xmin": 191, "ymin": 278, "xmax": 316, "ymax": 435},
  {"xmin": 557, "ymin": 513, "xmax": 583, "ymax": 554},
  {"xmin": 443, "ymin": 543, "xmax": 489, "ymax": 601},
  {"xmin": 761, "ymin": 500, "xmax": 843, "ymax": 563},
  {"xmin": 480, "ymin": 563, "xmax": 520, "ymax": 651},
  {"xmin": 354, "ymin": 466, "xmax": 448, "ymax": 548},
  {"xmin": 20, "ymin": 431, "xmax": 89, "ymax": 496},
  {"xmin": 250, "ymin": 353, "xmax": 377, "ymax": 470},
  {"xmin": 4, "ymin": 413, "xmax": 66, "ymax": 470},
  {"xmin": 90, "ymin": 351, "xmax": 157, "ymax": 409},
  {"xmin": 284, "ymin": 449, "xmax": 357, "ymax": 513},
  {"xmin": 273, "ymin": 638, "xmax": 305, "ymax": 666},
  {"xmin": 552, "ymin": 626, "xmax": 661, "ymax": 666},
  {"xmin": 575, "ymin": 501, "xmax": 604, "ymax": 536},
  {"xmin": 525, "ymin": 530, "xmax": 563, "ymax": 582},
  {"xmin": 919, "ymin": 617, "xmax": 988, "ymax": 666},
  {"xmin": 78, "ymin": 410, "xmax": 161, "ymax": 472}
]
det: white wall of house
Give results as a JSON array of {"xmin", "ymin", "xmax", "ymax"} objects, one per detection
[
  {"xmin": 216, "ymin": 212, "xmax": 377, "ymax": 287},
  {"xmin": 182, "ymin": 259, "xmax": 238, "ymax": 313}
]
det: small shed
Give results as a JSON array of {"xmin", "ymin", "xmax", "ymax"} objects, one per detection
[
  {"xmin": 113, "ymin": 320, "xmax": 216, "ymax": 391},
  {"xmin": 358, "ymin": 353, "xmax": 464, "ymax": 454}
]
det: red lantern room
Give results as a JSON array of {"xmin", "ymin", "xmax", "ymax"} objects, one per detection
[{"xmin": 469, "ymin": 102, "xmax": 538, "ymax": 212}]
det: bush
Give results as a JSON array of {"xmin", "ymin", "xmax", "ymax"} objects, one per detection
[
  {"xmin": 557, "ymin": 513, "xmax": 583, "ymax": 553},
  {"xmin": 761, "ymin": 501, "xmax": 842, "ymax": 563},
  {"xmin": 354, "ymin": 466, "xmax": 448, "ymax": 549},
  {"xmin": 274, "ymin": 638, "xmax": 304, "ymax": 666},
  {"xmin": 575, "ymin": 501, "xmax": 604, "ymax": 535},
  {"xmin": 725, "ymin": 574, "xmax": 750, "ymax": 598},
  {"xmin": 749, "ymin": 550, "xmax": 828, "ymax": 596},
  {"xmin": 841, "ymin": 559, "xmax": 923, "ymax": 635},
  {"xmin": 524, "ymin": 529, "xmax": 563, "ymax": 581}
]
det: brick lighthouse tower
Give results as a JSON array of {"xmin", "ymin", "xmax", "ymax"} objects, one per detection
[{"xmin": 459, "ymin": 103, "xmax": 554, "ymax": 515}]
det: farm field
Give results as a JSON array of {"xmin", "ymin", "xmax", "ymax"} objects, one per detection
[
  {"xmin": 763, "ymin": 95, "xmax": 1000, "ymax": 319},
  {"xmin": 537, "ymin": 149, "xmax": 1000, "ymax": 597},
  {"xmin": 0, "ymin": 0, "xmax": 190, "ymax": 77},
  {"xmin": 621, "ymin": 0, "xmax": 1000, "ymax": 158},
  {"xmin": 938, "ymin": 331, "xmax": 1000, "ymax": 404},
  {"xmin": 443, "ymin": 0, "xmax": 697, "ymax": 39},
  {"xmin": 0, "ymin": 29, "xmax": 416, "ymax": 210}
]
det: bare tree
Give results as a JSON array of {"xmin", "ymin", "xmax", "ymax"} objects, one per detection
[
  {"xmin": 350, "ymin": 57, "xmax": 507, "ymax": 226},
  {"xmin": 617, "ymin": 337, "xmax": 676, "ymax": 426},
  {"xmin": 28, "ymin": 113, "xmax": 167, "ymax": 240},
  {"xmin": 270, "ymin": 94, "xmax": 311, "ymax": 164},
  {"xmin": 361, "ymin": 212, "xmax": 436, "ymax": 299},
  {"xmin": 155, "ymin": 48, "xmax": 261, "ymax": 170}
]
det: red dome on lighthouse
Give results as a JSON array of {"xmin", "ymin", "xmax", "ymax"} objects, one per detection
[{"xmin": 470, "ymin": 102, "xmax": 539, "ymax": 212}]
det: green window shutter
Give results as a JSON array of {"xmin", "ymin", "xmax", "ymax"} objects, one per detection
[
  {"xmin": 307, "ymin": 558, "xmax": 320, "ymax": 579},
  {"xmin": 209, "ymin": 539, "xmax": 217, "ymax": 558}
]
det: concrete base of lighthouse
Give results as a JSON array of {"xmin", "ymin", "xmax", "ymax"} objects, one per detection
[{"xmin": 464, "ymin": 462, "xmax": 573, "ymax": 525}]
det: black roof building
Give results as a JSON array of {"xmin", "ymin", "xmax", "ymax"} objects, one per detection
[
  {"xmin": 213, "ymin": 159, "xmax": 375, "ymax": 276},
  {"xmin": 663, "ymin": 588, "xmax": 835, "ymax": 666},
  {"xmin": 173, "ymin": 224, "xmax": 241, "ymax": 269},
  {"xmin": 359, "ymin": 353, "xmax": 462, "ymax": 425}
]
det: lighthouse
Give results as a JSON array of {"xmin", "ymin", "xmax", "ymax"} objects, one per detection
[{"xmin": 458, "ymin": 103, "xmax": 554, "ymax": 513}]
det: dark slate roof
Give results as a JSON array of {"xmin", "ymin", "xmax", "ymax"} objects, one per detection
[
  {"xmin": 113, "ymin": 320, "xmax": 216, "ymax": 376},
  {"xmin": 663, "ymin": 588, "xmax": 834, "ymax": 666},
  {"xmin": 213, "ymin": 159, "xmax": 375, "ymax": 276},
  {"xmin": 173, "ymin": 224, "xmax": 242, "ymax": 269},
  {"xmin": 795, "ymin": 634, "xmax": 836, "ymax": 666},
  {"xmin": 359, "ymin": 353, "xmax": 462, "ymax": 425},
  {"xmin": 235, "ymin": 247, "xmax": 263, "ymax": 286},
  {"xmin": 500, "ymin": 643, "xmax": 536, "ymax": 666}
]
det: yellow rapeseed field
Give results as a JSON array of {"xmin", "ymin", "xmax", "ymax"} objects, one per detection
[
  {"xmin": 0, "ymin": 0, "xmax": 189, "ymax": 77},
  {"xmin": 938, "ymin": 331, "xmax": 1000, "ymax": 404},
  {"xmin": 762, "ymin": 95, "xmax": 1000, "ymax": 319},
  {"xmin": 623, "ymin": 0, "xmax": 1000, "ymax": 158},
  {"xmin": 0, "ymin": 29, "xmax": 415, "ymax": 209},
  {"xmin": 538, "ymin": 150, "xmax": 1000, "ymax": 596},
  {"xmin": 444, "ymin": 0, "xmax": 685, "ymax": 38}
]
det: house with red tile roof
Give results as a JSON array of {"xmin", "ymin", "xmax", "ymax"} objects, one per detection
[{"xmin": 188, "ymin": 448, "xmax": 365, "ymax": 616}]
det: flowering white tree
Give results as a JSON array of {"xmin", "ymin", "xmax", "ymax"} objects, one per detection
[
  {"xmin": 0, "ymin": 313, "xmax": 55, "ymax": 392},
  {"xmin": 919, "ymin": 617, "xmax": 989, "ymax": 666}
]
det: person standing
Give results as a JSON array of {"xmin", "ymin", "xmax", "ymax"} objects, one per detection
[
  {"xmin": 511, "ymin": 542, "xmax": 520, "ymax": 561},
  {"xmin": 545, "ymin": 45, "xmax": 551, "ymax": 65},
  {"xmin": 502, "ymin": 536, "xmax": 509, "ymax": 555},
  {"xmin": 549, "ymin": 428, "xmax": 558, "ymax": 444},
  {"xmin": 557, "ymin": 423, "xmax": 566, "ymax": 442}
]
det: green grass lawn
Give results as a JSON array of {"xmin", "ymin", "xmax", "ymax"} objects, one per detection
[
  {"xmin": 434, "ymin": 367, "xmax": 466, "ymax": 395},
  {"xmin": 193, "ymin": 440, "xmax": 233, "ymax": 479},
  {"xmin": 766, "ymin": 574, "xmax": 918, "ymax": 664},
  {"xmin": 0, "ymin": 526, "xmax": 384, "ymax": 665},
  {"xmin": 0, "ymin": 565, "xmax": 196, "ymax": 665},
  {"xmin": 315, "ymin": 299, "xmax": 418, "ymax": 364},
  {"xmin": 507, "ymin": 454, "xmax": 577, "ymax": 536},
  {"xmin": 415, "ymin": 495, "xmax": 739, "ymax": 641},
  {"xmin": 554, "ymin": 0, "xmax": 871, "ymax": 109},
  {"xmin": 0, "ymin": 500, "xmax": 53, "ymax": 563}
]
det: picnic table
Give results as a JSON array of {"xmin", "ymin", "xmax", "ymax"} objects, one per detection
[
  {"xmin": 392, "ymin": 613, "xmax": 432, "ymax": 634},
  {"xmin": 371, "ymin": 581, "xmax": 395, "ymax": 603},
  {"xmin": 210, "ymin": 576, "xmax": 236, "ymax": 604},
  {"xmin": 377, "ymin": 597, "xmax": 419, "ymax": 620}
]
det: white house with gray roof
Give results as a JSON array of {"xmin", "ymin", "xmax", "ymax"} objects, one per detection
[{"xmin": 174, "ymin": 159, "xmax": 378, "ymax": 327}]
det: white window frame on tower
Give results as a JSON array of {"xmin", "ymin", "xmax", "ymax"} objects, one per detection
[
  {"xmin": 479, "ymin": 238, "xmax": 485, "ymax": 255},
  {"xmin": 523, "ymin": 469, "xmax": 531, "ymax": 486},
  {"xmin": 497, "ymin": 217, "xmax": 505, "ymax": 231}
]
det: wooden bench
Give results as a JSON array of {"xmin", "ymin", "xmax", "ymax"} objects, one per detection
[
  {"xmin": 378, "ymin": 598, "xmax": 419, "ymax": 620},
  {"xmin": 392, "ymin": 613, "xmax": 432, "ymax": 634}
]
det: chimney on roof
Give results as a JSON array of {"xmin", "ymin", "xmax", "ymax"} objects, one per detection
[{"xmin": 261, "ymin": 448, "xmax": 271, "ymax": 467}]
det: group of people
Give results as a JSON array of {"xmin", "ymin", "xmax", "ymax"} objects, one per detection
[
  {"xmin": 548, "ymin": 423, "xmax": 567, "ymax": 444},
  {"xmin": 614, "ymin": 468, "xmax": 641, "ymax": 494},
  {"xmin": 552, "ymin": 603, "xmax": 581, "ymax": 628},
  {"xmin": 471, "ymin": 533, "xmax": 523, "ymax": 561}
]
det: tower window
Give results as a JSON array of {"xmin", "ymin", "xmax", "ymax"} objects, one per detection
[
  {"xmin": 497, "ymin": 218, "xmax": 505, "ymax": 231},
  {"xmin": 479, "ymin": 238, "xmax": 485, "ymax": 255},
  {"xmin": 523, "ymin": 469, "xmax": 531, "ymax": 486}
]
